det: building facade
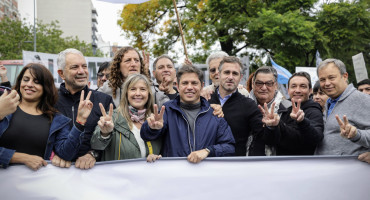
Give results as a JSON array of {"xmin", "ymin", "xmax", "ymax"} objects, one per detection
[{"xmin": 0, "ymin": 0, "xmax": 19, "ymax": 21}]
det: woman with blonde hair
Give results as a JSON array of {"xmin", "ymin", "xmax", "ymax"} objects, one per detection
[{"xmin": 91, "ymin": 74, "xmax": 161, "ymax": 161}]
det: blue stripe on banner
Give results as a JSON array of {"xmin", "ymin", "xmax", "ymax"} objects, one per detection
[
  {"xmin": 270, "ymin": 58, "xmax": 292, "ymax": 84},
  {"xmin": 1, "ymin": 156, "xmax": 369, "ymax": 200},
  {"xmin": 96, "ymin": 0, "xmax": 150, "ymax": 4}
]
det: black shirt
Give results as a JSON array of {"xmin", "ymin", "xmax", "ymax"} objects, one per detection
[{"xmin": 0, "ymin": 107, "xmax": 50, "ymax": 158}]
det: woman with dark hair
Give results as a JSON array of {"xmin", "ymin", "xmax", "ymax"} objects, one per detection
[
  {"xmin": 98, "ymin": 46, "xmax": 168, "ymax": 108},
  {"xmin": 91, "ymin": 74, "xmax": 161, "ymax": 161},
  {"xmin": 0, "ymin": 63, "xmax": 93, "ymax": 170}
]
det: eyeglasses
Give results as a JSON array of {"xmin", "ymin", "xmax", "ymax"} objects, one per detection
[
  {"xmin": 254, "ymin": 81, "xmax": 275, "ymax": 88},
  {"xmin": 97, "ymin": 73, "xmax": 110, "ymax": 79},
  {"xmin": 0, "ymin": 86, "xmax": 12, "ymax": 96},
  {"xmin": 209, "ymin": 68, "xmax": 217, "ymax": 74}
]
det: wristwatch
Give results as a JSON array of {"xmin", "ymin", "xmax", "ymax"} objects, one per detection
[
  {"xmin": 205, "ymin": 148, "xmax": 211, "ymax": 154},
  {"xmin": 88, "ymin": 150, "xmax": 99, "ymax": 159}
]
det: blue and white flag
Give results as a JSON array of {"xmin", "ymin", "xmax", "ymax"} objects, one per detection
[
  {"xmin": 97, "ymin": 0, "xmax": 150, "ymax": 4},
  {"xmin": 270, "ymin": 58, "xmax": 292, "ymax": 84},
  {"xmin": 316, "ymin": 50, "xmax": 322, "ymax": 68}
]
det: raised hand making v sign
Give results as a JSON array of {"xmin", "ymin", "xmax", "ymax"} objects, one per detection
[
  {"xmin": 258, "ymin": 102, "xmax": 280, "ymax": 127},
  {"xmin": 147, "ymin": 104, "xmax": 165, "ymax": 130},
  {"xmin": 76, "ymin": 90, "xmax": 94, "ymax": 125},
  {"xmin": 290, "ymin": 98, "xmax": 305, "ymax": 122},
  {"xmin": 97, "ymin": 103, "xmax": 114, "ymax": 136},
  {"xmin": 336, "ymin": 115, "xmax": 357, "ymax": 139}
]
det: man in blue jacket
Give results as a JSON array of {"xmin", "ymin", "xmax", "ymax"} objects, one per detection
[{"xmin": 141, "ymin": 65, "xmax": 235, "ymax": 163}]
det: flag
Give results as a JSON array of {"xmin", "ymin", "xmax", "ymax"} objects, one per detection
[
  {"xmin": 96, "ymin": 0, "xmax": 150, "ymax": 4},
  {"xmin": 316, "ymin": 50, "xmax": 322, "ymax": 68},
  {"xmin": 270, "ymin": 57, "xmax": 292, "ymax": 84}
]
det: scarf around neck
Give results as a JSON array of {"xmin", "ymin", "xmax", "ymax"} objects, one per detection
[{"xmin": 128, "ymin": 105, "xmax": 146, "ymax": 124}]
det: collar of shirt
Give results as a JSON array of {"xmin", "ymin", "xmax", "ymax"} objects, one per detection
[
  {"xmin": 217, "ymin": 88, "xmax": 235, "ymax": 106},
  {"xmin": 326, "ymin": 94, "xmax": 342, "ymax": 116}
]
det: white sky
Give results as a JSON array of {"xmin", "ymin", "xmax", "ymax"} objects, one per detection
[{"xmin": 18, "ymin": 0, "xmax": 130, "ymax": 47}]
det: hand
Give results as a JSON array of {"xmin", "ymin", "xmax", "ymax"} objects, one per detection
[
  {"xmin": 147, "ymin": 104, "xmax": 165, "ymax": 130},
  {"xmin": 187, "ymin": 149, "xmax": 209, "ymax": 163},
  {"xmin": 142, "ymin": 50, "xmax": 150, "ymax": 77},
  {"xmin": 159, "ymin": 76, "xmax": 172, "ymax": 94},
  {"xmin": 210, "ymin": 104, "xmax": 224, "ymax": 118},
  {"xmin": 290, "ymin": 99, "xmax": 305, "ymax": 122},
  {"xmin": 76, "ymin": 90, "xmax": 93, "ymax": 125},
  {"xmin": 358, "ymin": 152, "xmax": 370, "ymax": 164},
  {"xmin": 75, "ymin": 153, "xmax": 96, "ymax": 169},
  {"xmin": 237, "ymin": 84, "xmax": 245, "ymax": 90},
  {"xmin": 200, "ymin": 87, "xmax": 214, "ymax": 101},
  {"xmin": 146, "ymin": 154, "xmax": 162, "ymax": 163},
  {"xmin": 0, "ymin": 90, "xmax": 20, "ymax": 120},
  {"xmin": 51, "ymin": 154, "xmax": 71, "ymax": 168},
  {"xmin": 0, "ymin": 65, "xmax": 8, "ymax": 81},
  {"xmin": 97, "ymin": 103, "xmax": 114, "ymax": 135},
  {"xmin": 183, "ymin": 58, "xmax": 193, "ymax": 66},
  {"xmin": 10, "ymin": 152, "xmax": 47, "ymax": 171},
  {"xmin": 336, "ymin": 115, "xmax": 357, "ymax": 139},
  {"xmin": 258, "ymin": 102, "xmax": 280, "ymax": 127}
]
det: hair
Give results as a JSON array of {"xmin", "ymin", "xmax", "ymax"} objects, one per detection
[
  {"xmin": 287, "ymin": 71, "xmax": 312, "ymax": 89},
  {"xmin": 206, "ymin": 51, "xmax": 229, "ymax": 66},
  {"xmin": 118, "ymin": 74, "xmax": 154, "ymax": 129},
  {"xmin": 246, "ymin": 71, "xmax": 255, "ymax": 92},
  {"xmin": 357, "ymin": 79, "xmax": 370, "ymax": 87},
  {"xmin": 177, "ymin": 65, "xmax": 204, "ymax": 84},
  {"xmin": 98, "ymin": 61, "xmax": 110, "ymax": 73},
  {"xmin": 152, "ymin": 55, "xmax": 175, "ymax": 71},
  {"xmin": 218, "ymin": 56, "xmax": 244, "ymax": 73},
  {"xmin": 313, "ymin": 80, "xmax": 321, "ymax": 93},
  {"xmin": 14, "ymin": 63, "xmax": 58, "ymax": 121},
  {"xmin": 252, "ymin": 66, "xmax": 278, "ymax": 83},
  {"xmin": 57, "ymin": 48, "xmax": 84, "ymax": 70},
  {"xmin": 108, "ymin": 46, "xmax": 149, "ymax": 99},
  {"xmin": 317, "ymin": 58, "xmax": 347, "ymax": 76}
]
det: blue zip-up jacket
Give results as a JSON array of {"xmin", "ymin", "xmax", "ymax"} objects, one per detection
[
  {"xmin": 141, "ymin": 96, "xmax": 235, "ymax": 157},
  {"xmin": 0, "ymin": 113, "xmax": 84, "ymax": 168}
]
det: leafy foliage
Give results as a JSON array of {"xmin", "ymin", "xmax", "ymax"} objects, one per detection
[
  {"xmin": 118, "ymin": 0, "xmax": 369, "ymax": 83},
  {"xmin": 0, "ymin": 18, "xmax": 102, "ymax": 60}
]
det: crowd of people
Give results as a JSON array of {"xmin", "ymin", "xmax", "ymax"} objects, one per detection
[{"xmin": 0, "ymin": 47, "xmax": 369, "ymax": 171}]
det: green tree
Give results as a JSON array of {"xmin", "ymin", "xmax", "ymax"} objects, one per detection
[
  {"xmin": 0, "ymin": 18, "xmax": 102, "ymax": 60},
  {"xmin": 118, "ymin": 0, "xmax": 369, "ymax": 80}
]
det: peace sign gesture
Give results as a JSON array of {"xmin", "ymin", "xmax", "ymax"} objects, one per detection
[
  {"xmin": 336, "ymin": 115, "xmax": 357, "ymax": 139},
  {"xmin": 76, "ymin": 90, "xmax": 93, "ymax": 125},
  {"xmin": 258, "ymin": 102, "xmax": 280, "ymax": 127},
  {"xmin": 290, "ymin": 99, "xmax": 305, "ymax": 122},
  {"xmin": 159, "ymin": 76, "xmax": 171, "ymax": 94},
  {"xmin": 98, "ymin": 103, "xmax": 114, "ymax": 136},
  {"xmin": 147, "ymin": 104, "xmax": 165, "ymax": 130}
]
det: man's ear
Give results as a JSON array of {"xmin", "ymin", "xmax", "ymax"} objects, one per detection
[{"xmin": 57, "ymin": 70, "xmax": 65, "ymax": 80}]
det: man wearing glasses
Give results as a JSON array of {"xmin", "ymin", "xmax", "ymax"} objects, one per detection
[
  {"xmin": 248, "ymin": 67, "xmax": 324, "ymax": 155},
  {"xmin": 96, "ymin": 62, "xmax": 110, "ymax": 89}
]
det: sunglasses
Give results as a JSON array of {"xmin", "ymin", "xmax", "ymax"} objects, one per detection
[
  {"xmin": 97, "ymin": 73, "xmax": 110, "ymax": 79},
  {"xmin": 0, "ymin": 86, "xmax": 12, "ymax": 96},
  {"xmin": 254, "ymin": 81, "xmax": 275, "ymax": 88}
]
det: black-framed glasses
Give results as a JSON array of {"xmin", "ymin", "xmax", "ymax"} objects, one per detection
[
  {"xmin": 97, "ymin": 73, "xmax": 110, "ymax": 79},
  {"xmin": 0, "ymin": 86, "xmax": 12, "ymax": 96},
  {"xmin": 209, "ymin": 68, "xmax": 217, "ymax": 74},
  {"xmin": 254, "ymin": 81, "xmax": 275, "ymax": 88}
]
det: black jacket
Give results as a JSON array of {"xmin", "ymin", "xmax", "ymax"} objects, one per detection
[
  {"xmin": 277, "ymin": 99, "xmax": 324, "ymax": 155},
  {"xmin": 55, "ymin": 83, "xmax": 114, "ymax": 159},
  {"xmin": 209, "ymin": 89, "xmax": 279, "ymax": 156}
]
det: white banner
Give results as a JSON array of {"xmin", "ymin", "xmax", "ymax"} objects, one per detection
[
  {"xmin": 352, "ymin": 52, "xmax": 368, "ymax": 83},
  {"xmin": 1, "ymin": 156, "xmax": 369, "ymax": 200},
  {"xmin": 296, "ymin": 66, "xmax": 319, "ymax": 87}
]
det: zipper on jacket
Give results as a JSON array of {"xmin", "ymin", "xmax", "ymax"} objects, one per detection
[{"xmin": 72, "ymin": 106, "xmax": 75, "ymax": 125}]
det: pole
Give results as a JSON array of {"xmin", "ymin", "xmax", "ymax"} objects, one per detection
[
  {"xmin": 33, "ymin": 0, "xmax": 36, "ymax": 52},
  {"xmin": 172, "ymin": 0, "xmax": 188, "ymax": 60}
]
